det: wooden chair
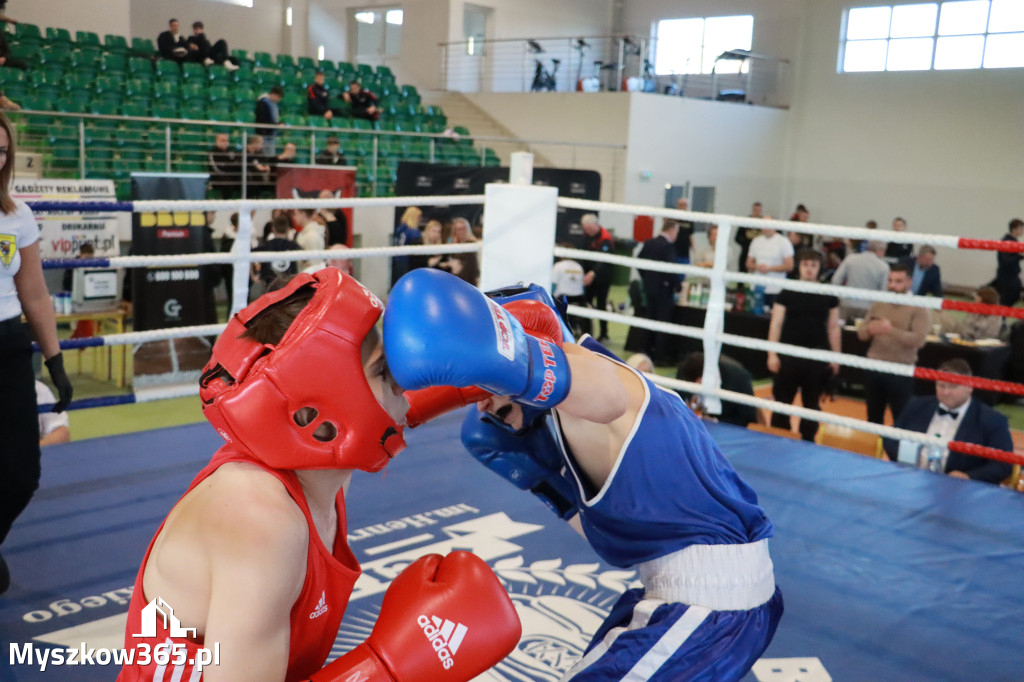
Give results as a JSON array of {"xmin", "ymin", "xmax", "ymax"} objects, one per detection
[
  {"xmin": 747, "ymin": 423, "xmax": 801, "ymax": 440},
  {"xmin": 815, "ymin": 423, "xmax": 883, "ymax": 458}
]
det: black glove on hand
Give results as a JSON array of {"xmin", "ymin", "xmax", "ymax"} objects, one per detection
[{"xmin": 44, "ymin": 353, "xmax": 73, "ymax": 412}]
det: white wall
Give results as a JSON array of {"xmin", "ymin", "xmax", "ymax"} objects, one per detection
[
  {"xmin": 13, "ymin": 0, "xmax": 132, "ymax": 38},
  {"xmin": 784, "ymin": 0, "xmax": 1024, "ymax": 286},
  {"xmin": 128, "ymin": 0, "xmax": 290, "ymax": 57}
]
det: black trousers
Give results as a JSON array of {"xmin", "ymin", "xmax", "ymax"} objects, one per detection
[
  {"xmin": 863, "ymin": 369, "xmax": 914, "ymax": 425},
  {"xmin": 0, "ymin": 318, "xmax": 42, "ymax": 546},
  {"xmin": 996, "ymin": 276, "xmax": 1021, "ymax": 308},
  {"xmin": 583, "ymin": 280, "xmax": 611, "ymax": 339},
  {"xmin": 771, "ymin": 357, "xmax": 829, "ymax": 441},
  {"xmin": 644, "ymin": 285, "xmax": 676, "ymax": 364}
]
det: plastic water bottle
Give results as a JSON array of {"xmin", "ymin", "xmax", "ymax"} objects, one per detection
[
  {"xmin": 752, "ymin": 285, "xmax": 765, "ymax": 315},
  {"xmin": 927, "ymin": 439, "xmax": 943, "ymax": 473}
]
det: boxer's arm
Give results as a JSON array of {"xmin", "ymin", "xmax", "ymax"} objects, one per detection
[{"xmin": 202, "ymin": 492, "xmax": 307, "ymax": 681}]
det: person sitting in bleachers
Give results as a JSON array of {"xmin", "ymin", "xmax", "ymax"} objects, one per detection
[
  {"xmin": 0, "ymin": 30, "xmax": 27, "ymax": 71},
  {"xmin": 157, "ymin": 18, "xmax": 188, "ymax": 63},
  {"xmin": 307, "ymin": 71, "xmax": 345, "ymax": 121},
  {"xmin": 186, "ymin": 21, "xmax": 239, "ymax": 70},
  {"xmin": 315, "ymin": 135, "xmax": 348, "ymax": 166},
  {"xmin": 207, "ymin": 132, "xmax": 239, "ymax": 199},
  {"xmin": 342, "ymin": 81, "xmax": 380, "ymax": 122}
]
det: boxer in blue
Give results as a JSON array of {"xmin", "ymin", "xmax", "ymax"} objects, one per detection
[{"xmin": 385, "ymin": 270, "xmax": 783, "ymax": 681}]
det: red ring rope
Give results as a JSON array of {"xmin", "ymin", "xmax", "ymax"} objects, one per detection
[
  {"xmin": 912, "ymin": 368, "xmax": 1024, "ymax": 397},
  {"xmin": 941, "ymin": 299, "xmax": 1024, "ymax": 320},
  {"xmin": 957, "ymin": 237, "xmax": 1024, "ymax": 253},
  {"xmin": 948, "ymin": 441, "xmax": 1024, "ymax": 467}
]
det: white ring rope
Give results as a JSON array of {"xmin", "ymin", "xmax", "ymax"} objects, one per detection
[
  {"xmin": 553, "ymin": 246, "xmax": 945, "ymax": 310},
  {"xmin": 126, "ymin": 195, "xmax": 486, "ymax": 212},
  {"xmin": 556, "ymin": 197, "xmax": 962, "ymax": 249},
  {"xmin": 567, "ymin": 304, "xmax": 916, "ymax": 378}
]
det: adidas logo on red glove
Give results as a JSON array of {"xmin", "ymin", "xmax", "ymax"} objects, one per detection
[{"xmin": 418, "ymin": 614, "xmax": 468, "ymax": 670}]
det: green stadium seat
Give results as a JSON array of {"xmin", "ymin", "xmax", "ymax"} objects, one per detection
[
  {"xmin": 208, "ymin": 64, "xmax": 231, "ymax": 83},
  {"xmin": 46, "ymin": 27, "xmax": 72, "ymax": 43},
  {"xmin": 131, "ymin": 37, "xmax": 156, "ymax": 56},
  {"xmin": 123, "ymin": 78, "xmax": 153, "ymax": 97},
  {"xmin": 297, "ymin": 56, "xmax": 316, "ymax": 71},
  {"xmin": 230, "ymin": 48, "xmax": 251, "ymax": 65},
  {"xmin": 121, "ymin": 101, "xmax": 150, "ymax": 118},
  {"xmin": 39, "ymin": 44, "xmax": 72, "ymax": 68},
  {"xmin": 156, "ymin": 60, "xmax": 182, "ymax": 79},
  {"xmin": 62, "ymin": 73, "xmax": 93, "ymax": 93},
  {"xmin": 253, "ymin": 52, "xmax": 274, "ymax": 69},
  {"xmin": 375, "ymin": 65, "xmax": 394, "ymax": 79},
  {"xmin": 209, "ymin": 84, "xmax": 231, "ymax": 101},
  {"xmin": 182, "ymin": 82, "xmax": 208, "ymax": 101},
  {"xmin": 104, "ymin": 34, "xmax": 130, "ymax": 54},
  {"xmin": 276, "ymin": 54, "xmax": 297, "ymax": 71},
  {"xmin": 484, "ymin": 148, "xmax": 501, "ymax": 167},
  {"xmin": 154, "ymin": 80, "xmax": 181, "ymax": 99},
  {"xmin": 14, "ymin": 23, "xmax": 42, "ymax": 43},
  {"xmin": 129, "ymin": 57, "xmax": 154, "ymax": 75},
  {"xmin": 355, "ymin": 63, "xmax": 374, "ymax": 78},
  {"xmin": 70, "ymin": 45, "xmax": 103, "ymax": 70},
  {"xmin": 182, "ymin": 62, "xmax": 206, "ymax": 80},
  {"xmin": 100, "ymin": 52, "xmax": 128, "ymax": 73},
  {"xmin": 75, "ymin": 31, "xmax": 101, "ymax": 46}
]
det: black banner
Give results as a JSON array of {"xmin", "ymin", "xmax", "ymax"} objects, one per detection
[
  {"xmin": 394, "ymin": 162, "xmax": 601, "ymax": 246},
  {"xmin": 130, "ymin": 174, "xmax": 214, "ymax": 331}
]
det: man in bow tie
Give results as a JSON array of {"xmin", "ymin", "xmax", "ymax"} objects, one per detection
[{"xmin": 883, "ymin": 358, "xmax": 1014, "ymax": 484}]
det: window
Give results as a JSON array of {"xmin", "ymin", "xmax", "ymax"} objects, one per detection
[
  {"xmin": 353, "ymin": 7, "xmax": 403, "ymax": 58},
  {"xmin": 210, "ymin": 0, "xmax": 254, "ymax": 7},
  {"xmin": 653, "ymin": 15, "xmax": 754, "ymax": 75},
  {"xmin": 840, "ymin": 1, "xmax": 1024, "ymax": 72}
]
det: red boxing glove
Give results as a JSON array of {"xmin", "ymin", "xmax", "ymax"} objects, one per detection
[
  {"xmin": 502, "ymin": 300, "xmax": 565, "ymax": 345},
  {"xmin": 405, "ymin": 385, "xmax": 491, "ymax": 428},
  {"xmin": 309, "ymin": 551, "xmax": 521, "ymax": 682}
]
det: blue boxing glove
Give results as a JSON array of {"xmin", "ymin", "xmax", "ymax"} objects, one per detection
[
  {"xmin": 384, "ymin": 269, "xmax": 571, "ymax": 408},
  {"xmin": 461, "ymin": 408, "xmax": 579, "ymax": 520}
]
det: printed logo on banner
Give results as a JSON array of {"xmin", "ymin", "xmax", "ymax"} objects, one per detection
[
  {"xmin": 416, "ymin": 176, "xmax": 433, "ymax": 188},
  {"xmin": 164, "ymin": 299, "xmax": 183, "ymax": 320},
  {"xmin": 132, "ymin": 597, "xmax": 196, "ymax": 639},
  {"xmin": 454, "ymin": 178, "xmax": 471, "ymax": 191}
]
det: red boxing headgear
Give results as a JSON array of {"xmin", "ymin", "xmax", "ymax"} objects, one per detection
[{"xmin": 199, "ymin": 270, "xmax": 405, "ymax": 471}]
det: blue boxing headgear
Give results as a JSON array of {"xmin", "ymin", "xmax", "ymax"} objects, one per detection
[{"xmin": 481, "ymin": 283, "xmax": 573, "ymax": 435}]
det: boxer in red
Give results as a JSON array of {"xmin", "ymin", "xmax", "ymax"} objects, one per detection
[{"xmin": 118, "ymin": 270, "xmax": 520, "ymax": 682}]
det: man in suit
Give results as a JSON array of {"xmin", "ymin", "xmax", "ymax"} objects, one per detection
[
  {"xmin": 638, "ymin": 219, "xmax": 680, "ymax": 364},
  {"xmin": 904, "ymin": 245, "xmax": 942, "ymax": 297},
  {"xmin": 884, "ymin": 358, "xmax": 1013, "ymax": 484}
]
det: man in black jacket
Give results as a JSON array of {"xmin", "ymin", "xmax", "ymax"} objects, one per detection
[
  {"xmin": 638, "ymin": 219, "xmax": 681, "ymax": 364},
  {"xmin": 579, "ymin": 213, "xmax": 614, "ymax": 342},
  {"xmin": 186, "ymin": 21, "xmax": 239, "ymax": 69},
  {"xmin": 307, "ymin": 72, "xmax": 345, "ymax": 121},
  {"xmin": 157, "ymin": 18, "xmax": 188, "ymax": 63}
]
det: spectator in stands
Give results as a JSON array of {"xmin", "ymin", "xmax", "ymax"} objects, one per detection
[
  {"xmin": 342, "ymin": 81, "xmax": 380, "ymax": 122},
  {"xmin": 767, "ymin": 248, "xmax": 841, "ymax": 441},
  {"xmin": 294, "ymin": 208, "xmax": 327, "ymax": 273},
  {"xmin": 673, "ymin": 197, "xmax": 695, "ymax": 264},
  {"xmin": 255, "ymin": 86, "xmax": 284, "ymax": 154},
  {"xmin": 207, "ymin": 132, "xmax": 239, "ymax": 199},
  {"xmin": 832, "ymin": 239, "xmax": 890, "ymax": 322},
  {"xmin": 883, "ymin": 358, "xmax": 1013, "ymax": 485},
  {"xmin": 786, "ymin": 204, "xmax": 813, "ymax": 251},
  {"xmin": 186, "ymin": 21, "xmax": 239, "ymax": 70},
  {"xmin": 857, "ymin": 263, "xmax": 930, "ymax": 425},
  {"xmin": 249, "ymin": 214, "xmax": 301, "ymax": 301},
  {"xmin": 36, "ymin": 381, "xmax": 70, "ymax": 446},
  {"xmin": 157, "ymin": 18, "xmax": 188, "ymax": 63},
  {"xmin": 907, "ymin": 245, "xmax": 942, "ymax": 297},
  {"xmin": 677, "ymin": 352, "xmax": 760, "ymax": 428},
  {"xmin": 580, "ymin": 213, "xmax": 614, "ymax": 342},
  {"xmin": 994, "ymin": 218, "xmax": 1023, "ymax": 307},
  {"xmin": 735, "ymin": 202, "xmax": 769, "ymax": 273},
  {"xmin": 325, "ymin": 243, "xmax": 354, "ymax": 276},
  {"xmin": 274, "ymin": 142, "xmax": 298, "ymax": 165},
  {"xmin": 625, "ymin": 353, "xmax": 655, "ymax": 374},
  {"xmin": 391, "ymin": 206, "xmax": 422, "ymax": 286},
  {"xmin": 884, "ymin": 216, "xmax": 913, "ymax": 264},
  {"xmin": 940, "ymin": 287, "xmax": 1004, "ymax": 341},
  {"xmin": 316, "ymin": 190, "xmax": 348, "ymax": 247},
  {"xmin": 315, "ymin": 135, "xmax": 348, "ymax": 166},
  {"xmin": 420, "ymin": 219, "xmax": 445, "ymax": 270},
  {"xmin": 0, "ymin": 90, "xmax": 19, "ymax": 111},
  {"xmin": 0, "ymin": 30, "xmax": 26, "ymax": 71},
  {"xmin": 850, "ymin": 219, "xmax": 878, "ymax": 254},
  {"xmin": 445, "ymin": 217, "xmax": 479, "ymax": 286},
  {"xmin": 243, "ymin": 134, "xmax": 274, "ymax": 197},
  {"xmin": 638, "ymin": 219, "xmax": 681, "ymax": 365},
  {"xmin": 307, "ymin": 71, "xmax": 345, "ymax": 121},
  {"xmin": 746, "ymin": 226, "xmax": 794, "ymax": 309}
]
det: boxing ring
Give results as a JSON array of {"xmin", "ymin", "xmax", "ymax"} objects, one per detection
[{"xmin": 6, "ymin": 174, "xmax": 1024, "ymax": 680}]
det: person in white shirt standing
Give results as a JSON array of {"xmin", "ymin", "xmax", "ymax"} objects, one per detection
[
  {"xmin": 551, "ymin": 250, "xmax": 587, "ymax": 337},
  {"xmin": 745, "ymin": 227, "xmax": 795, "ymax": 309}
]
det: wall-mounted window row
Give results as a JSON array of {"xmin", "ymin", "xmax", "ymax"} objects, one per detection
[
  {"xmin": 653, "ymin": 14, "xmax": 754, "ymax": 75},
  {"xmin": 839, "ymin": 0, "xmax": 1024, "ymax": 72}
]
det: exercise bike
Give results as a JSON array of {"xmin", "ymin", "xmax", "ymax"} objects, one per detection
[{"xmin": 528, "ymin": 40, "xmax": 559, "ymax": 92}]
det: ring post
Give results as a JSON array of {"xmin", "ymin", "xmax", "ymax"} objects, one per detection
[
  {"xmin": 701, "ymin": 221, "xmax": 731, "ymax": 415},
  {"xmin": 480, "ymin": 153, "xmax": 557, "ymax": 292},
  {"xmin": 232, "ymin": 205, "xmax": 253, "ymax": 316}
]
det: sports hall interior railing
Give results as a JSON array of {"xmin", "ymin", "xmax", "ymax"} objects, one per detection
[{"xmin": 439, "ymin": 34, "xmax": 790, "ymax": 107}]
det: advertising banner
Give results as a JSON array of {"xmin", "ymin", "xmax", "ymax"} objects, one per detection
[
  {"xmin": 12, "ymin": 178, "xmax": 119, "ymax": 258},
  {"xmin": 276, "ymin": 164, "xmax": 357, "ymax": 246}
]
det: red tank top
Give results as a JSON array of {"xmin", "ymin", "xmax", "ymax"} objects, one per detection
[{"xmin": 117, "ymin": 446, "xmax": 361, "ymax": 682}]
